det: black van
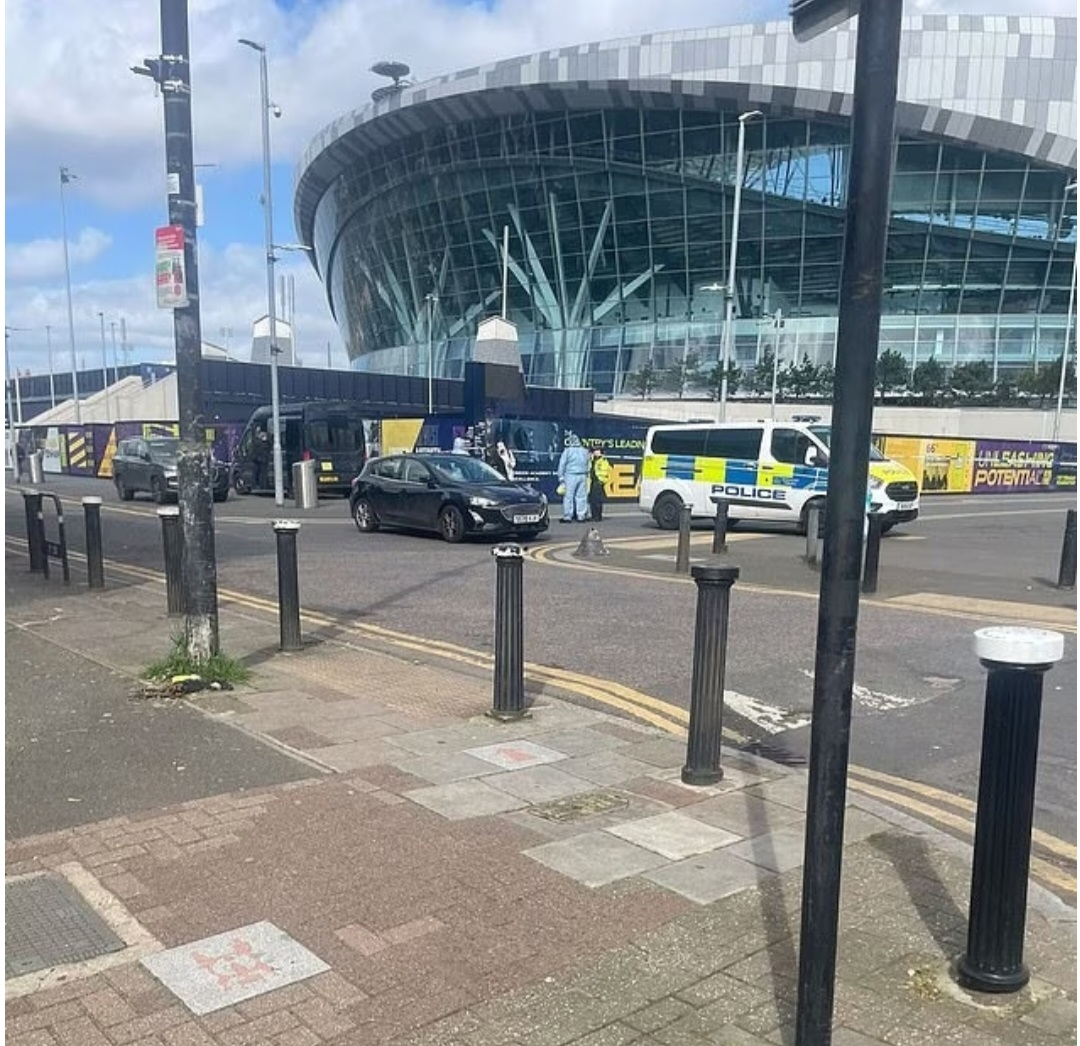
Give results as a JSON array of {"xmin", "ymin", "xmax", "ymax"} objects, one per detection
[{"xmin": 232, "ymin": 401, "xmax": 368, "ymax": 497}]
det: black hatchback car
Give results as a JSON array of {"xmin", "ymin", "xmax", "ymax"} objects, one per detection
[
  {"xmin": 349, "ymin": 453, "xmax": 549, "ymax": 543},
  {"xmin": 113, "ymin": 437, "xmax": 230, "ymax": 504}
]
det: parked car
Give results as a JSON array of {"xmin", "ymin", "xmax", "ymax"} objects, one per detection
[
  {"xmin": 113, "ymin": 437, "xmax": 230, "ymax": 504},
  {"xmin": 349, "ymin": 453, "xmax": 549, "ymax": 543}
]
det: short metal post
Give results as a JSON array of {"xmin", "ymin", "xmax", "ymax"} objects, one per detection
[
  {"xmin": 682, "ymin": 565, "xmax": 740, "ymax": 786},
  {"xmin": 804, "ymin": 506, "xmax": 819, "ymax": 567},
  {"xmin": 1057, "ymin": 509, "xmax": 1076, "ymax": 590},
  {"xmin": 956, "ymin": 626, "xmax": 1065, "ymax": 994},
  {"xmin": 675, "ymin": 503, "xmax": 692, "ymax": 574},
  {"xmin": 83, "ymin": 497, "xmax": 104, "ymax": 589},
  {"xmin": 862, "ymin": 513, "xmax": 883, "ymax": 595},
  {"xmin": 273, "ymin": 521, "xmax": 303, "ymax": 652},
  {"xmin": 712, "ymin": 498, "xmax": 729, "ymax": 555},
  {"xmin": 23, "ymin": 490, "xmax": 45, "ymax": 573},
  {"xmin": 158, "ymin": 507, "xmax": 184, "ymax": 617},
  {"xmin": 489, "ymin": 544, "xmax": 528, "ymax": 721}
]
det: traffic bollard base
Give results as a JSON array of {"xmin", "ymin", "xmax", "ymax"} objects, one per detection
[
  {"xmin": 485, "ymin": 707, "xmax": 532, "ymax": 724},
  {"xmin": 954, "ymin": 955, "xmax": 1030, "ymax": 995},
  {"xmin": 680, "ymin": 765, "xmax": 723, "ymax": 787}
]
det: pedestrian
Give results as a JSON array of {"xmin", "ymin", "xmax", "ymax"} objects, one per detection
[
  {"xmin": 496, "ymin": 440, "xmax": 516, "ymax": 481},
  {"xmin": 587, "ymin": 446, "xmax": 612, "ymax": 522},
  {"xmin": 253, "ymin": 427, "xmax": 270, "ymax": 489},
  {"xmin": 452, "ymin": 432, "xmax": 470, "ymax": 455},
  {"xmin": 556, "ymin": 433, "xmax": 590, "ymax": 522}
]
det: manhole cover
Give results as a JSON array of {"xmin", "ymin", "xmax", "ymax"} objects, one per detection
[
  {"xmin": 529, "ymin": 791, "xmax": 629, "ymax": 823},
  {"xmin": 6, "ymin": 874, "xmax": 125, "ymax": 978}
]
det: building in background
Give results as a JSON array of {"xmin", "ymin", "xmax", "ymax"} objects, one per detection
[
  {"xmin": 294, "ymin": 15, "xmax": 1077, "ymax": 395},
  {"xmin": 249, "ymin": 315, "xmax": 294, "ymax": 366}
]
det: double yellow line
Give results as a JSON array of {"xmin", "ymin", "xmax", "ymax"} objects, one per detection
[{"xmin": 9, "ymin": 537, "xmax": 1075, "ymax": 899}]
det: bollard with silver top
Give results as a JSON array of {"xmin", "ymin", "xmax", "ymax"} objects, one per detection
[
  {"xmin": 675, "ymin": 503, "xmax": 692, "ymax": 574},
  {"xmin": 711, "ymin": 496, "xmax": 729, "ymax": 555},
  {"xmin": 682, "ymin": 565, "xmax": 740, "ymax": 785},
  {"xmin": 861, "ymin": 513, "xmax": 883, "ymax": 595},
  {"xmin": 83, "ymin": 497, "xmax": 104, "ymax": 589},
  {"xmin": 29, "ymin": 449, "xmax": 44, "ymax": 485},
  {"xmin": 1057, "ymin": 509, "xmax": 1076, "ymax": 591},
  {"xmin": 272, "ymin": 520, "xmax": 303, "ymax": 652},
  {"xmin": 157, "ymin": 506, "xmax": 184, "ymax": 616},
  {"xmin": 956, "ymin": 626, "xmax": 1065, "ymax": 994},
  {"xmin": 805, "ymin": 504, "xmax": 824, "ymax": 568},
  {"xmin": 489, "ymin": 544, "xmax": 528, "ymax": 721},
  {"xmin": 292, "ymin": 460, "xmax": 318, "ymax": 510}
]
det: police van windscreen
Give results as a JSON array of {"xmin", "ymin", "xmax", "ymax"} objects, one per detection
[
  {"xmin": 305, "ymin": 414, "xmax": 366, "ymax": 456},
  {"xmin": 809, "ymin": 425, "xmax": 886, "ymax": 461}
]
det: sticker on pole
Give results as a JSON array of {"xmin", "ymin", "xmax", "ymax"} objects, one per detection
[{"xmin": 155, "ymin": 224, "xmax": 189, "ymax": 309}]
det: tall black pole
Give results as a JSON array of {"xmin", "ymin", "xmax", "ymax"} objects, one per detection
[
  {"xmin": 795, "ymin": 5, "xmax": 903, "ymax": 1046},
  {"xmin": 137, "ymin": 0, "xmax": 219, "ymax": 658}
]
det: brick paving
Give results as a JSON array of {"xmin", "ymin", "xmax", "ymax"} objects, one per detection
[{"xmin": 5, "ymin": 563, "xmax": 1077, "ymax": 1045}]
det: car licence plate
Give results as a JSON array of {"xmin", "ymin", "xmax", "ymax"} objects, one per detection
[
  {"xmin": 895, "ymin": 501, "xmax": 916, "ymax": 510},
  {"xmin": 318, "ymin": 475, "xmax": 339, "ymax": 484},
  {"xmin": 514, "ymin": 513, "xmax": 542, "ymax": 524}
]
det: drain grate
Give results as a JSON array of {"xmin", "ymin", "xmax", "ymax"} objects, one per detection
[
  {"xmin": 6, "ymin": 874, "xmax": 126, "ymax": 979},
  {"xmin": 529, "ymin": 791, "xmax": 629, "ymax": 823}
]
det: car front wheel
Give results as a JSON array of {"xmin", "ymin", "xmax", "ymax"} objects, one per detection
[
  {"xmin": 114, "ymin": 476, "xmax": 134, "ymax": 501},
  {"xmin": 438, "ymin": 505, "xmax": 466, "ymax": 543},
  {"xmin": 352, "ymin": 497, "xmax": 379, "ymax": 533},
  {"xmin": 653, "ymin": 493, "xmax": 685, "ymax": 530},
  {"xmin": 151, "ymin": 476, "xmax": 168, "ymax": 504}
]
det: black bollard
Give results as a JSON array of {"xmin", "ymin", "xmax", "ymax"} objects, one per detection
[
  {"xmin": 675, "ymin": 503, "xmax": 692, "ymax": 574},
  {"xmin": 956, "ymin": 626, "xmax": 1065, "ymax": 994},
  {"xmin": 23, "ymin": 490, "xmax": 45, "ymax": 573},
  {"xmin": 83, "ymin": 497, "xmax": 105, "ymax": 589},
  {"xmin": 682, "ymin": 565, "xmax": 740, "ymax": 786},
  {"xmin": 273, "ymin": 521, "xmax": 303, "ymax": 652},
  {"xmin": 712, "ymin": 498, "xmax": 729, "ymax": 555},
  {"xmin": 489, "ymin": 544, "xmax": 528, "ymax": 721},
  {"xmin": 861, "ymin": 513, "xmax": 883, "ymax": 595},
  {"xmin": 158, "ymin": 507, "xmax": 185, "ymax": 617},
  {"xmin": 1057, "ymin": 509, "xmax": 1076, "ymax": 590}
]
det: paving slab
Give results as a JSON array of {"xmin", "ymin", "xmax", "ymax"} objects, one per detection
[
  {"xmin": 605, "ymin": 812, "xmax": 741, "ymax": 860},
  {"xmin": 483, "ymin": 765, "xmax": 596, "ymax": 803},
  {"xmin": 464, "ymin": 739, "xmax": 568, "ymax": 770},
  {"xmin": 405, "ymin": 778, "xmax": 530, "ymax": 819},
  {"xmin": 679, "ymin": 793, "xmax": 805, "ymax": 838},
  {"xmin": 524, "ymin": 831, "xmax": 671, "ymax": 887},
  {"xmin": 725, "ymin": 825, "xmax": 808, "ymax": 875},
  {"xmin": 643, "ymin": 848, "xmax": 774, "ymax": 905}
]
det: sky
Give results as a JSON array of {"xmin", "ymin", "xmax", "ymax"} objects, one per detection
[{"xmin": 4, "ymin": 0, "xmax": 1076, "ymax": 381}]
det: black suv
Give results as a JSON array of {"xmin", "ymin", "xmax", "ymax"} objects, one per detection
[
  {"xmin": 113, "ymin": 437, "xmax": 229, "ymax": 504},
  {"xmin": 350, "ymin": 453, "xmax": 548, "ymax": 543}
]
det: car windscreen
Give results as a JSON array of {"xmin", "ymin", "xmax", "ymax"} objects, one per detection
[
  {"xmin": 305, "ymin": 415, "xmax": 365, "ymax": 455},
  {"xmin": 146, "ymin": 439, "xmax": 181, "ymax": 463},
  {"xmin": 809, "ymin": 426, "xmax": 886, "ymax": 461},
  {"xmin": 426, "ymin": 456, "xmax": 506, "ymax": 485}
]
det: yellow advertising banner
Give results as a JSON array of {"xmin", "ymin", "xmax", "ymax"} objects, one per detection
[
  {"xmin": 380, "ymin": 419, "xmax": 425, "ymax": 456},
  {"xmin": 882, "ymin": 437, "xmax": 976, "ymax": 494}
]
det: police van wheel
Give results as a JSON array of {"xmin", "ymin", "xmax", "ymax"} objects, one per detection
[{"xmin": 653, "ymin": 494, "xmax": 684, "ymax": 531}]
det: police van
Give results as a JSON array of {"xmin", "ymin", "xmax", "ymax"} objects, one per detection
[{"xmin": 638, "ymin": 420, "xmax": 920, "ymax": 534}]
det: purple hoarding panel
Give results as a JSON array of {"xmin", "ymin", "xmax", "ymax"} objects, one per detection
[{"xmin": 971, "ymin": 440, "xmax": 1057, "ymax": 493}]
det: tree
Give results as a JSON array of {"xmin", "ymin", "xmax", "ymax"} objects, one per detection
[
  {"xmin": 1017, "ymin": 355, "xmax": 1076, "ymax": 407},
  {"xmin": 660, "ymin": 352, "xmax": 702, "ymax": 399},
  {"xmin": 950, "ymin": 360, "xmax": 994, "ymax": 398},
  {"xmin": 745, "ymin": 350, "xmax": 775, "ymax": 397},
  {"xmin": 702, "ymin": 361, "xmax": 741, "ymax": 401},
  {"xmin": 876, "ymin": 349, "xmax": 908, "ymax": 401},
  {"xmin": 812, "ymin": 361, "xmax": 835, "ymax": 399},
  {"xmin": 912, "ymin": 357, "xmax": 947, "ymax": 403},
  {"xmin": 785, "ymin": 354, "xmax": 821, "ymax": 399},
  {"xmin": 627, "ymin": 361, "xmax": 659, "ymax": 399}
]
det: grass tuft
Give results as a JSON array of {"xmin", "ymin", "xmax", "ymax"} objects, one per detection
[{"xmin": 143, "ymin": 634, "xmax": 251, "ymax": 686}]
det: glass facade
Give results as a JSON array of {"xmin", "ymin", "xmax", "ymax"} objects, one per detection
[{"xmin": 298, "ymin": 22, "xmax": 1077, "ymax": 394}]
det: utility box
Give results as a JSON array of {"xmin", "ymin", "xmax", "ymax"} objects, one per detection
[
  {"xmin": 29, "ymin": 450, "xmax": 45, "ymax": 485},
  {"xmin": 292, "ymin": 459, "xmax": 317, "ymax": 509}
]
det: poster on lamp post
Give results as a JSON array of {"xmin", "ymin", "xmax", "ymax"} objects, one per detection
[{"xmin": 155, "ymin": 224, "xmax": 188, "ymax": 308}]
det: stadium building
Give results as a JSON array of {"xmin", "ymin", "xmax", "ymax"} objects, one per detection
[{"xmin": 294, "ymin": 15, "xmax": 1077, "ymax": 395}]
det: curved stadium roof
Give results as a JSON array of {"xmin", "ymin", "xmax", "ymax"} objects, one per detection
[{"xmin": 295, "ymin": 14, "xmax": 1078, "ymax": 254}]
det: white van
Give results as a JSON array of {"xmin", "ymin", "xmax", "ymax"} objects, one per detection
[{"xmin": 638, "ymin": 420, "xmax": 920, "ymax": 533}]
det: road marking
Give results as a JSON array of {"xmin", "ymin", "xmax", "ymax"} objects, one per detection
[
  {"xmin": 848, "ymin": 765, "xmax": 1077, "ymax": 861},
  {"xmin": 724, "ymin": 691, "xmax": 811, "ymax": 733},
  {"xmin": 887, "ymin": 593, "xmax": 1077, "ymax": 631},
  {"xmin": 919, "ymin": 508, "xmax": 1073, "ymax": 522},
  {"xmin": 847, "ymin": 777, "xmax": 1075, "ymax": 896},
  {"xmin": 601, "ymin": 533, "xmax": 765, "ymax": 551}
]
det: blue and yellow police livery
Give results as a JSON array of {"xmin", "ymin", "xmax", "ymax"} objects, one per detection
[{"xmin": 639, "ymin": 421, "xmax": 920, "ymax": 534}]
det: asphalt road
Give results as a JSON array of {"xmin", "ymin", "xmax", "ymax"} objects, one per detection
[{"xmin": 6, "ymin": 477, "xmax": 1077, "ymax": 847}]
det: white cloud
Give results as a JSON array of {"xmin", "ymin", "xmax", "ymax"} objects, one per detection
[{"xmin": 6, "ymin": 228, "xmax": 114, "ymax": 282}]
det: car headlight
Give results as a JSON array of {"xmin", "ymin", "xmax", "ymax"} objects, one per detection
[
  {"xmin": 539, "ymin": 492, "xmax": 548, "ymax": 505},
  {"xmin": 469, "ymin": 496, "xmax": 499, "ymax": 508},
  {"xmin": 868, "ymin": 475, "xmax": 885, "ymax": 490}
]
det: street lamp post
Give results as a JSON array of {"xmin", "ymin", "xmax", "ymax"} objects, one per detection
[
  {"xmin": 98, "ymin": 312, "xmax": 112, "ymax": 422},
  {"xmin": 240, "ymin": 37, "xmax": 284, "ymax": 507},
  {"xmin": 770, "ymin": 309, "xmax": 785, "ymax": 421},
  {"xmin": 59, "ymin": 167, "xmax": 81, "ymax": 424},
  {"xmin": 45, "ymin": 325, "xmax": 56, "ymax": 409},
  {"xmin": 425, "ymin": 292, "xmax": 438, "ymax": 415},
  {"xmin": 1053, "ymin": 181, "xmax": 1077, "ymax": 442},
  {"xmin": 718, "ymin": 110, "xmax": 762, "ymax": 422}
]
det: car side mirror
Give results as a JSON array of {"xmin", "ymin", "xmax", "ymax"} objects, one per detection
[{"xmin": 805, "ymin": 448, "xmax": 822, "ymax": 467}]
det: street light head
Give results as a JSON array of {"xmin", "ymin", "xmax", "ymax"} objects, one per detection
[
  {"xmin": 238, "ymin": 38, "xmax": 265, "ymax": 53},
  {"xmin": 739, "ymin": 109, "xmax": 764, "ymax": 123},
  {"xmin": 271, "ymin": 104, "xmax": 282, "ymax": 118}
]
